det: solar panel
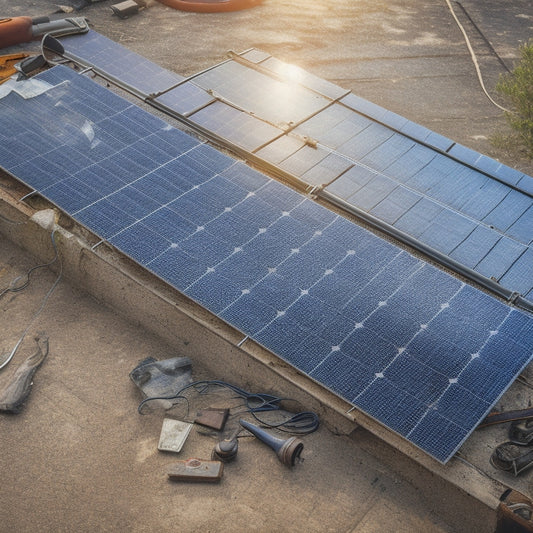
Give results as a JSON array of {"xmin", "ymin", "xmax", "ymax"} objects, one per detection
[
  {"xmin": 1, "ymin": 65, "xmax": 532, "ymax": 464},
  {"xmin": 60, "ymin": 30, "xmax": 185, "ymax": 96},
  {"xmin": 56, "ymin": 33, "xmax": 533, "ymax": 304}
]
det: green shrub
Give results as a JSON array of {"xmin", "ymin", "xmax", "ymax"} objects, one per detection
[{"xmin": 496, "ymin": 40, "xmax": 533, "ymax": 158}]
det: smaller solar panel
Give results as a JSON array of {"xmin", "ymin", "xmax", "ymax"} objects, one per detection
[{"xmin": 60, "ymin": 30, "xmax": 183, "ymax": 96}]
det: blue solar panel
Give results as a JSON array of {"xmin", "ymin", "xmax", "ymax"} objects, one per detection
[
  {"xmin": 57, "ymin": 33, "xmax": 533, "ymax": 304},
  {"xmin": 2, "ymin": 65, "xmax": 533, "ymax": 465},
  {"xmin": 60, "ymin": 30, "xmax": 184, "ymax": 96}
]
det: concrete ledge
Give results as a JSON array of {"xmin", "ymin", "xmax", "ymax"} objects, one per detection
[{"xmin": 0, "ymin": 185, "xmax": 512, "ymax": 532}]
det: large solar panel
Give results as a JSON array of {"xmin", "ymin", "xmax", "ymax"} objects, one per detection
[
  {"xmin": 1, "ymin": 65, "xmax": 532, "ymax": 464},
  {"xmin": 56, "ymin": 33, "xmax": 533, "ymax": 304}
]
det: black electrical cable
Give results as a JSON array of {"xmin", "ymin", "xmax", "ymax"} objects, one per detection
[
  {"xmin": 138, "ymin": 379, "xmax": 320, "ymax": 434},
  {"xmin": 0, "ymin": 229, "xmax": 60, "ymax": 299},
  {"xmin": 0, "ymin": 230, "xmax": 62, "ymax": 371}
]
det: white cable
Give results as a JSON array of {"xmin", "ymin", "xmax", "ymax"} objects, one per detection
[{"xmin": 445, "ymin": 0, "xmax": 512, "ymax": 114}]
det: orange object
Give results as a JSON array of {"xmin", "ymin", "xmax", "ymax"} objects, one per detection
[
  {"xmin": 0, "ymin": 17, "xmax": 33, "ymax": 49},
  {"xmin": 156, "ymin": 0, "xmax": 263, "ymax": 13},
  {"xmin": 0, "ymin": 52, "xmax": 29, "ymax": 84}
]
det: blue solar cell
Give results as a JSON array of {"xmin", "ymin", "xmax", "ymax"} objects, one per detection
[
  {"xmin": 385, "ymin": 264, "xmax": 463, "ymax": 323},
  {"xmin": 220, "ymin": 161, "xmax": 270, "ymax": 191},
  {"xmin": 109, "ymin": 223, "xmax": 170, "ymax": 265},
  {"xmin": 313, "ymin": 309, "xmax": 353, "ymax": 343},
  {"xmin": 184, "ymin": 271, "xmax": 242, "ymax": 314},
  {"xmin": 338, "ymin": 123, "xmax": 394, "ymax": 160},
  {"xmin": 107, "ymin": 187, "xmax": 160, "ymax": 220},
  {"xmin": 265, "ymin": 214, "xmax": 316, "ymax": 248},
  {"xmin": 215, "ymin": 252, "xmax": 270, "ymax": 287},
  {"xmin": 189, "ymin": 101, "xmax": 282, "ymax": 151},
  {"xmin": 483, "ymin": 190, "xmax": 532, "ymax": 233},
  {"xmin": 346, "ymin": 174, "xmax": 398, "ymax": 211},
  {"xmin": 499, "ymin": 248, "xmax": 533, "ymax": 296},
  {"xmin": 418, "ymin": 210, "xmax": 477, "ymax": 255},
  {"xmin": 507, "ymin": 205, "xmax": 533, "ymax": 245},
  {"xmin": 284, "ymin": 294, "xmax": 338, "ymax": 331},
  {"xmin": 231, "ymin": 197, "xmax": 284, "ymax": 229},
  {"xmin": 44, "ymin": 176, "xmax": 102, "ymax": 213},
  {"xmin": 340, "ymin": 326, "xmax": 398, "ymax": 372},
  {"xmin": 382, "ymin": 144, "xmax": 436, "ymax": 182},
  {"xmin": 206, "ymin": 210, "xmax": 261, "ymax": 245},
  {"xmin": 476, "ymin": 238, "xmax": 527, "ymax": 281},
  {"xmin": 517, "ymin": 175, "xmax": 533, "ymax": 196},
  {"xmin": 143, "ymin": 208, "xmax": 196, "ymax": 242},
  {"xmin": 407, "ymin": 330, "xmax": 477, "ymax": 377},
  {"xmin": 435, "ymin": 384, "xmax": 492, "ymax": 429},
  {"xmin": 254, "ymin": 314, "xmax": 310, "ymax": 357},
  {"xmin": 284, "ymin": 334, "xmax": 335, "ymax": 374},
  {"xmin": 407, "ymin": 411, "xmax": 470, "ymax": 463},
  {"xmin": 220, "ymin": 293, "xmax": 278, "ymax": 336},
  {"xmin": 178, "ymin": 230, "xmax": 235, "ymax": 265},
  {"xmin": 499, "ymin": 310, "xmax": 533, "ymax": 347},
  {"xmin": 424, "ymin": 131, "xmax": 454, "ymax": 152},
  {"xmin": 132, "ymin": 172, "xmax": 187, "ymax": 205},
  {"xmin": 148, "ymin": 246, "xmax": 207, "ymax": 289},
  {"xmin": 61, "ymin": 30, "xmax": 184, "ymax": 96},
  {"xmin": 255, "ymin": 135, "xmax": 304, "ymax": 165},
  {"xmin": 491, "ymin": 162, "xmax": 524, "ymax": 187},
  {"xmin": 310, "ymin": 350, "xmax": 376, "ymax": 401},
  {"xmin": 76, "ymin": 199, "xmax": 137, "ymax": 239},
  {"xmin": 363, "ymin": 305, "xmax": 424, "ymax": 347},
  {"xmin": 7, "ymin": 159, "xmax": 61, "ymax": 191},
  {"xmin": 360, "ymin": 133, "xmax": 416, "ymax": 172},
  {"xmin": 447, "ymin": 143, "xmax": 480, "ymax": 166},
  {"xmin": 2, "ymin": 64, "xmax": 533, "ymax": 465},
  {"xmin": 241, "ymin": 234, "xmax": 293, "ymax": 267},
  {"xmin": 276, "ymin": 145, "xmax": 341, "ymax": 178},
  {"xmin": 249, "ymin": 273, "xmax": 301, "ymax": 310},
  {"xmin": 449, "ymin": 225, "xmax": 501, "ymax": 269},
  {"xmin": 275, "ymin": 250, "xmax": 332, "ymax": 288},
  {"xmin": 325, "ymin": 165, "xmax": 379, "ymax": 200},
  {"xmin": 301, "ymin": 153, "xmax": 354, "ymax": 186},
  {"xmin": 369, "ymin": 186, "xmax": 422, "ymax": 225},
  {"xmin": 357, "ymin": 379, "xmax": 428, "ymax": 436},
  {"xmin": 341, "ymin": 92, "xmax": 389, "ymax": 122},
  {"xmin": 168, "ymin": 193, "xmax": 221, "ymax": 226},
  {"xmin": 384, "ymin": 353, "xmax": 450, "ymax": 405},
  {"xmin": 154, "ymin": 82, "xmax": 215, "ymax": 115}
]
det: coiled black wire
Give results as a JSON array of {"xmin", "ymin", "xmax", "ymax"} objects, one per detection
[{"xmin": 138, "ymin": 379, "xmax": 319, "ymax": 434}]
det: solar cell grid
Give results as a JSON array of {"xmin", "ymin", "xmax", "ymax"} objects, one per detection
[
  {"xmin": 56, "ymin": 33, "xmax": 533, "ymax": 304},
  {"xmin": 1, "ymin": 65, "xmax": 532, "ymax": 464}
]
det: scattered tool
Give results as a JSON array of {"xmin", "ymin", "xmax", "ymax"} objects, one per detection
[
  {"xmin": 167, "ymin": 458, "xmax": 224, "ymax": 482},
  {"xmin": 158, "ymin": 418, "xmax": 193, "ymax": 453},
  {"xmin": 240, "ymin": 419, "xmax": 304, "ymax": 467},
  {"xmin": 0, "ymin": 16, "xmax": 89, "ymax": 49},
  {"xmin": 212, "ymin": 428, "xmax": 240, "ymax": 463},
  {"xmin": 0, "ymin": 52, "xmax": 29, "ymax": 84},
  {"xmin": 195, "ymin": 407, "xmax": 229, "ymax": 431},
  {"xmin": 111, "ymin": 0, "xmax": 146, "ymax": 18}
]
